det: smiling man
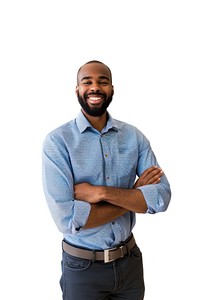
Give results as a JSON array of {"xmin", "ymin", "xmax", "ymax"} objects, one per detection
[
  {"xmin": 76, "ymin": 61, "xmax": 113, "ymax": 119},
  {"xmin": 42, "ymin": 60, "xmax": 171, "ymax": 299}
]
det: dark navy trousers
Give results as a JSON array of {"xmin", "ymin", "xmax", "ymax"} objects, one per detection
[{"xmin": 60, "ymin": 244, "xmax": 145, "ymax": 300}]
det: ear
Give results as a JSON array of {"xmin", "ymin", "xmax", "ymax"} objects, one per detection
[
  {"xmin": 112, "ymin": 85, "xmax": 114, "ymax": 96},
  {"xmin": 75, "ymin": 86, "xmax": 79, "ymax": 95}
]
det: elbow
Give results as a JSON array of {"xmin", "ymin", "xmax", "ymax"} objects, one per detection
[
  {"xmin": 157, "ymin": 190, "xmax": 171, "ymax": 213},
  {"xmin": 140, "ymin": 202, "xmax": 148, "ymax": 213},
  {"xmin": 148, "ymin": 190, "xmax": 171, "ymax": 214}
]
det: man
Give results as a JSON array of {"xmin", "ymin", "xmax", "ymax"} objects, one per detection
[{"xmin": 42, "ymin": 60, "xmax": 171, "ymax": 299}]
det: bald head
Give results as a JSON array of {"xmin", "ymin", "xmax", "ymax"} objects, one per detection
[{"xmin": 77, "ymin": 60, "xmax": 112, "ymax": 84}]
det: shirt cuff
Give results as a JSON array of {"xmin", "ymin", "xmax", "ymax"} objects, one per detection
[
  {"xmin": 72, "ymin": 200, "xmax": 91, "ymax": 232},
  {"xmin": 137, "ymin": 185, "xmax": 158, "ymax": 214}
]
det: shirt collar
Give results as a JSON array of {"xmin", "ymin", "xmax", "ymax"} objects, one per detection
[{"xmin": 76, "ymin": 110, "xmax": 118, "ymax": 134}]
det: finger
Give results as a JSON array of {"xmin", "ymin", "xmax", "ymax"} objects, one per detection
[
  {"xmin": 133, "ymin": 167, "xmax": 159, "ymax": 187},
  {"xmin": 133, "ymin": 167, "xmax": 163, "ymax": 188},
  {"xmin": 147, "ymin": 170, "xmax": 163, "ymax": 184},
  {"xmin": 144, "ymin": 167, "xmax": 162, "ymax": 181},
  {"xmin": 140, "ymin": 166, "xmax": 162, "ymax": 180}
]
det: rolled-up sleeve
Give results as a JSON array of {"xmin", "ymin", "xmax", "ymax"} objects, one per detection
[
  {"xmin": 137, "ymin": 181, "xmax": 171, "ymax": 213},
  {"xmin": 136, "ymin": 131, "xmax": 171, "ymax": 214},
  {"xmin": 42, "ymin": 133, "xmax": 91, "ymax": 234}
]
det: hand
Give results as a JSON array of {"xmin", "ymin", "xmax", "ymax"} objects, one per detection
[
  {"xmin": 74, "ymin": 183, "xmax": 102, "ymax": 203},
  {"xmin": 133, "ymin": 166, "xmax": 163, "ymax": 189}
]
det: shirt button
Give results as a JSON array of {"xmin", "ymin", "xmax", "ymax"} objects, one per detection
[
  {"xmin": 107, "ymin": 176, "xmax": 110, "ymax": 180},
  {"xmin": 105, "ymin": 153, "xmax": 108, "ymax": 157},
  {"xmin": 112, "ymin": 221, "xmax": 115, "ymax": 225}
]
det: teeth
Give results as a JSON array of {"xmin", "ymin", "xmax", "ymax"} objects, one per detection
[{"xmin": 88, "ymin": 97, "xmax": 101, "ymax": 101}]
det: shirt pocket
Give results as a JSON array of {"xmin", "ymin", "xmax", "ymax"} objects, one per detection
[{"xmin": 116, "ymin": 146, "xmax": 138, "ymax": 187}]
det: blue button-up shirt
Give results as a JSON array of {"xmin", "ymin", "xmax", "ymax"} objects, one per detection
[{"xmin": 42, "ymin": 111, "xmax": 171, "ymax": 250}]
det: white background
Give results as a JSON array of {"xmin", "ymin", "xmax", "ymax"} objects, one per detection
[{"xmin": 0, "ymin": 0, "xmax": 199, "ymax": 299}]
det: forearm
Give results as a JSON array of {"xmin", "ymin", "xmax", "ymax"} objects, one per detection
[
  {"xmin": 74, "ymin": 167, "xmax": 164, "ymax": 226},
  {"xmin": 83, "ymin": 187, "xmax": 146, "ymax": 229},
  {"xmin": 100, "ymin": 186, "xmax": 148, "ymax": 213},
  {"xmin": 83, "ymin": 202, "xmax": 128, "ymax": 229},
  {"xmin": 74, "ymin": 183, "xmax": 147, "ymax": 215}
]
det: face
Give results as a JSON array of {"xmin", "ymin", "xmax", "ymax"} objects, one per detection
[{"xmin": 76, "ymin": 63, "xmax": 114, "ymax": 117}]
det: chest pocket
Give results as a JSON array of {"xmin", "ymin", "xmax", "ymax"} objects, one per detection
[{"xmin": 116, "ymin": 146, "xmax": 138, "ymax": 187}]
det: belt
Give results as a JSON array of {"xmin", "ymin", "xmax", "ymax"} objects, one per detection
[{"xmin": 62, "ymin": 234, "xmax": 135, "ymax": 263}]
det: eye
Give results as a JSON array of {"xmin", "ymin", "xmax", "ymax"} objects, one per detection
[
  {"xmin": 82, "ymin": 80, "xmax": 92, "ymax": 85},
  {"xmin": 99, "ymin": 81, "xmax": 109, "ymax": 85}
]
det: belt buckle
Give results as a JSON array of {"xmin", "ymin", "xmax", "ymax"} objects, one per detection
[{"xmin": 104, "ymin": 246, "xmax": 124, "ymax": 263}]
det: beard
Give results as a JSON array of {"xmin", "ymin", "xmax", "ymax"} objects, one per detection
[{"xmin": 77, "ymin": 91, "xmax": 113, "ymax": 117}]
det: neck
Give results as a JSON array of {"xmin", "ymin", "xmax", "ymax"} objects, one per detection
[{"xmin": 82, "ymin": 110, "xmax": 107, "ymax": 132}]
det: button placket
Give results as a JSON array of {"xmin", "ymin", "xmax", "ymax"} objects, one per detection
[{"xmin": 101, "ymin": 137, "xmax": 112, "ymax": 184}]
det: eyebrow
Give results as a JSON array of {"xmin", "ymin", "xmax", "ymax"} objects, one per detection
[{"xmin": 80, "ymin": 75, "xmax": 110, "ymax": 82}]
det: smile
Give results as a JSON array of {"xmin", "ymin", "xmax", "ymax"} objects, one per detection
[{"xmin": 87, "ymin": 95, "xmax": 104, "ymax": 105}]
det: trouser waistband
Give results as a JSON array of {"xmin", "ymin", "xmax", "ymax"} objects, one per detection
[{"xmin": 62, "ymin": 234, "xmax": 135, "ymax": 263}]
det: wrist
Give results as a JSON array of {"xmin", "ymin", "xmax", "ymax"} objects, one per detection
[{"xmin": 98, "ymin": 186, "xmax": 107, "ymax": 201}]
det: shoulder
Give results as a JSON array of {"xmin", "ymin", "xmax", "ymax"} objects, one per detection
[
  {"xmin": 43, "ymin": 119, "xmax": 77, "ymax": 147},
  {"xmin": 113, "ymin": 118, "xmax": 150, "ymax": 147},
  {"xmin": 113, "ymin": 118, "xmax": 143, "ymax": 136},
  {"xmin": 51, "ymin": 118, "xmax": 76, "ymax": 135}
]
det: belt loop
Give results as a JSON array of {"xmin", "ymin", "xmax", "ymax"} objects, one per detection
[
  {"xmin": 92, "ymin": 250, "xmax": 96, "ymax": 262},
  {"xmin": 123, "ymin": 242, "xmax": 130, "ymax": 256}
]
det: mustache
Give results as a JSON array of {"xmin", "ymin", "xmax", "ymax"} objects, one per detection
[{"xmin": 85, "ymin": 91, "xmax": 106, "ymax": 97}]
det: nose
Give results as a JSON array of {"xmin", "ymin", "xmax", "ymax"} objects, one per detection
[{"xmin": 90, "ymin": 83, "xmax": 100, "ymax": 92}]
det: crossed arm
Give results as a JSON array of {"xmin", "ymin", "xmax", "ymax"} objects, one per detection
[{"xmin": 74, "ymin": 166, "xmax": 163, "ymax": 229}]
